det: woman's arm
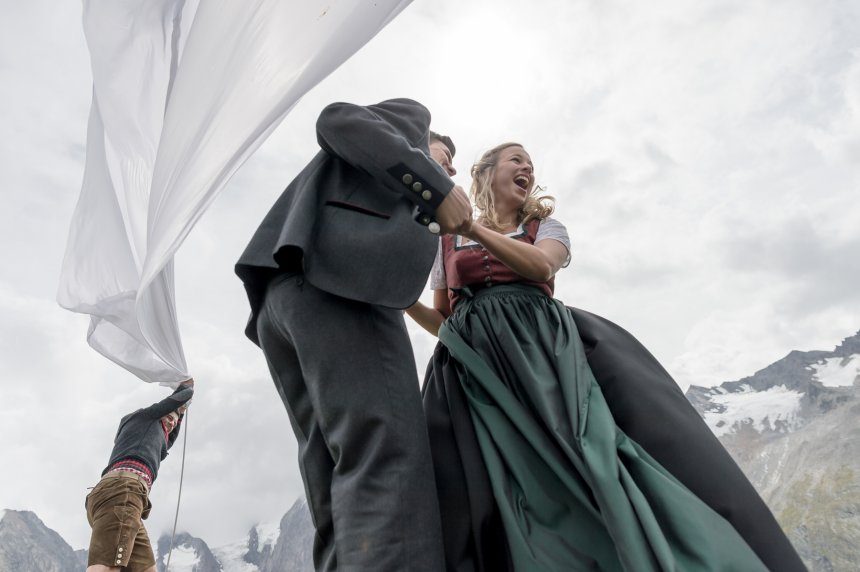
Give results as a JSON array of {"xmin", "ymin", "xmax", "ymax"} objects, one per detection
[
  {"xmin": 405, "ymin": 289, "xmax": 451, "ymax": 337},
  {"xmin": 463, "ymin": 224, "xmax": 569, "ymax": 282}
]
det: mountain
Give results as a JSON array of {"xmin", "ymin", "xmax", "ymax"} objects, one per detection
[
  {"xmin": 154, "ymin": 498, "xmax": 313, "ymax": 572},
  {"xmin": 0, "ymin": 510, "xmax": 87, "ymax": 572},
  {"xmin": 0, "ymin": 499, "xmax": 313, "ymax": 572},
  {"xmin": 686, "ymin": 330, "xmax": 860, "ymax": 571},
  {"xmin": 156, "ymin": 531, "xmax": 221, "ymax": 572}
]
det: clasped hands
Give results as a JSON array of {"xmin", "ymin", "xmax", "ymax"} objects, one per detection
[{"xmin": 435, "ymin": 185, "xmax": 473, "ymax": 236}]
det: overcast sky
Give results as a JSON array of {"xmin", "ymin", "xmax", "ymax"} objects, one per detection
[{"xmin": 1, "ymin": 0, "xmax": 858, "ymax": 551}]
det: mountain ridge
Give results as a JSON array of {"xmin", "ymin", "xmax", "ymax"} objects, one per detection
[{"xmin": 685, "ymin": 330, "xmax": 859, "ymax": 571}]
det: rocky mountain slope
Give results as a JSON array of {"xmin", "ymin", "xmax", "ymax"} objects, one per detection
[
  {"xmin": 0, "ymin": 510, "xmax": 86, "ymax": 571},
  {"xmin": 686, "ymin": 330, "xmax": 860, "ymax": 571},
  {"xmin": 153, "ymin": 498, "xmax": 314, "ymax": 572}
]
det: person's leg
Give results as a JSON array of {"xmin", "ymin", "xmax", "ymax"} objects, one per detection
[
  {"xmin": 259, "ymin": 275, "xmax": 444, "ymax": 571},
  {"xmin": 258, "ymin": 279, "xmax": 337, "ymax": 571},
  {"xmin": 126, "ymin": 514, "xmax": 156, "ymax": 572},
  {"xmin": 85, "ymin": 477, "xmax": 149, "ymax": 570}
]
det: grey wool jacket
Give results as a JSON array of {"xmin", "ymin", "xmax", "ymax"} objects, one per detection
[
  {"xmin": 102, "ymin": 386, "xmax": 194, "ymax": 483},
  {"xmin": 235, "ymin": 98, "xmax": 455, "ymax": 345}
]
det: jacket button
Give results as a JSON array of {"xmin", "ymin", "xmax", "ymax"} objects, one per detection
[
  {"xmin": 420, "ymin": 215, "xmax": 431, "ymax": 225},
  {"xmin": 428, "ymin": 222, "xmax": 441, "ymax": 234},
  {"xmin": 402, "ymin": 173, "xmax": 413, "ymax": 185},
  {"xmin": 421, "ymin": 190, "xmax": 432, "ymax": 201},
  {"xmin": 412, "ymin": 182, "xmax": 423, "ymax": 193}
]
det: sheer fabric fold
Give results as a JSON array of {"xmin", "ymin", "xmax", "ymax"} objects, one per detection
[{"xmin": 59, "ymin": 0, "xmax": 412, "ymax": 383}]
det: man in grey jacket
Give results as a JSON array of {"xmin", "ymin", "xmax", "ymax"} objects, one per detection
[{"xmin": 236, "ymin": 98, "xmax": 470, "ymax": 571}]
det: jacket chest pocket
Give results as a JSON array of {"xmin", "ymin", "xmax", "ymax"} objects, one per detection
[{"xmin": 324, "ymin": 200, "xmax": 391, "ymax": 220}]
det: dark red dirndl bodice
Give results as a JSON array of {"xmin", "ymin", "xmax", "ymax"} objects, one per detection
[{"xmin": 442, "ymin": 219, "xmax": 555, "ymax": 309}]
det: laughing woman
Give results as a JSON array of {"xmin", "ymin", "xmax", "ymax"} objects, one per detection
[{"xmin": 406, "ymin": 142, "xmax": 804, "ymax": 572}]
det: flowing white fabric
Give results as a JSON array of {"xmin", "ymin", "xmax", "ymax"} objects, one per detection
[{"xmin": 58, "ymin": 0, "xmax": 412, "ymax": 384}]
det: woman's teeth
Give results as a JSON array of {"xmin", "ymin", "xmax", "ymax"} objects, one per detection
[{"xmin": 514, "ymin": 176, "xmax": 529, "ymax": 190}]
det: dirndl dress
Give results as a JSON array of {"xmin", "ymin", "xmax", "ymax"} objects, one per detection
[{"xmin": 423, "ymin": 283, "xmax": 773, "ymax": 571}]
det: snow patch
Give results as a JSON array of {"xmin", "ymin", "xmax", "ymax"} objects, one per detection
[
  {"xmin": 703, "ymin": 385, "xmax": 803, "ymax": 437},
  {"xmin": 0, "ymin": 510, "xmax": 6, "ymax": 522},
  {"xmin": 255, "ymin": 520, "xmax": 281, "ymax": 550},
  {"xmin": 162, "ymin": 545, "xmax": 201, "ymax": 571},
  {"xmin": 213, "ymin": 537, "xmax": 258, "ymax": 572},
  {"xmin": 811, "ymin": 355, "xmax": 859, "ymax": 387}
]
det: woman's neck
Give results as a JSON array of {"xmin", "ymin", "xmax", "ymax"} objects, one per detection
[
  {"xmin": 480, "ymin": 214, "xmax": 520, "ymax": 230},
  {"xmin": 478, "ymin": 218, "xmax": 520, "ymax": 231}
]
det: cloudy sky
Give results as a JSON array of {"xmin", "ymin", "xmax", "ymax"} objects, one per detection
[{"xmin": 1, "ymin": 0, "xmax": 858, "ymax": 551}]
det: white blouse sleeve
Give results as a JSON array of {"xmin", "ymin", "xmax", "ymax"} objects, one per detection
[
  {"xmin": 535, "ymin": 217, "xmax": 572, "ymax": 267},
  {"xmin": 429, "ymin": 239, "xmax": 447, "ymax": 289}
]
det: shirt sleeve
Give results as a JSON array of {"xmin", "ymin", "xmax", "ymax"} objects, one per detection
[
  {"xmin": 536, "ymin": 217, "xmax": 572, "ymax": 267},
  {"xmin": 429, "ymin": 239, "xmax": 447, "ymax": 289}
]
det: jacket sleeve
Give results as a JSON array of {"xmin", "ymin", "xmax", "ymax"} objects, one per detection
[
  {"xmin": 142, "ymin": 386, "xmax": 194, "ymax": 419},
  {"xmin": 316, "ymin": 98, "xmax": 454, "ymax": 216}
]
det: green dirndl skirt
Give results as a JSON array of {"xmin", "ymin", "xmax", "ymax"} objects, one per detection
[{"xmin": 437, "ymin": 284, "xmax": 768, "ymax": 571}]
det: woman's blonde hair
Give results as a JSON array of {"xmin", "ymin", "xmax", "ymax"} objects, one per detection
[{"xmin": 470, "ymin": 142, "xmax": 555, "ymax": 231}]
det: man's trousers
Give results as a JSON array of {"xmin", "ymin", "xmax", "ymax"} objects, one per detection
[{"xmin": 257, "ymin": 273, "xmax": 444, "ymax": 572}]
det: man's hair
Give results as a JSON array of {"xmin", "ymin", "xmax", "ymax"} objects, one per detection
[{"xmin": 429, "ymin": 130, "xmax": 456, "ymax": 158}]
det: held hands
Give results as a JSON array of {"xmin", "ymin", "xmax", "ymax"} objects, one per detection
[{"xmin": 435, "ymin": 185, "xmax": 472, "ymax": 235}]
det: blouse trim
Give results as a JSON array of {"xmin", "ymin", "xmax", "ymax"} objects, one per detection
[{"xmin": 454, "ymin": 223, "xmax": 527, "ymax": 250}]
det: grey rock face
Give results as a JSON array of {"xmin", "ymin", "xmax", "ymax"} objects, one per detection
[
  {"xmin": 156, "ymin": 531, "xmax": 221, "ymax": 572},
  {"xmin": 261, "ymin": 498, "xmax": 314, "ymax": 572},
  {"xmin": 154, "ymin": 498, "xmax": 314, "ymax": 571},
  {"xmin": 0, "ymin": 510, "xmax": 82, "ymax": 572},
  {"xmin": 686, "ymin": 330, "xmax": 860, "ymax": 571}
]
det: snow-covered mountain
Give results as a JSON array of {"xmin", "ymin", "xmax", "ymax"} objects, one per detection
[
  {"xmin": 687, "ymin": 332, "xmax": 859, "ymax": 438},
  {"xmin": 686, "ymin": 330, "xmax": 860, "ymax": 571},
  {"xmin": 0, "ymin": 500, "xmax": 312, "ymax": 572},
  {"xmin": 153, "ymin": 498, "xmax": 313, "ymax": 572}
]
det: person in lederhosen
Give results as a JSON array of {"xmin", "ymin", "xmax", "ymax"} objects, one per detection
[{"xmin": 85, "ymin": 383, "xmax": 193, "ymax": 572}]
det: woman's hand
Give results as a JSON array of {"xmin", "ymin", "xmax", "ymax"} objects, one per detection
[{"xmin": 465, "ymin": 223, "xmax": 568, "ymax": 282}]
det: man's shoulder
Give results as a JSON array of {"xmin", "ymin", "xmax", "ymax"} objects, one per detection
[{"xmin": 369, "ymin": 98, "xmax": 429, "ymax": 121}]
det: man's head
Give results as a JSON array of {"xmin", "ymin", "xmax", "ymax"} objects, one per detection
[
  {"xmin": 429, "ymin": 131, "xmax": 457, "ymax": 177},
  {"xmin": 161, "ymin": 404, "xmax": 187, "ymax": 433}
]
